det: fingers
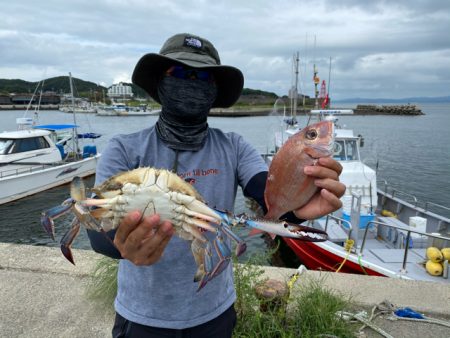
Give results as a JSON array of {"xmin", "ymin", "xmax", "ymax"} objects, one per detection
[
  {"xmin": 138, "ymin": 221, "xmax": 173, "ymax": 264},
  {"xmin": 320, "ymin": 188, "xmax": 343, "ymax": 211},
  {"xmin": 114, "ymin": 211, "xmax": 144, "ymax": 247},
  {"xmin": 315, "ymin": 178, "xmax": 346, "ymax": 199},
  {"xmin": 293, "ymin": 188, "xmax": 344, "ymax": 220},
  {"xmin": 304, "ymin": 157, "xmax": 342, "ymax": 180},
  {"xmin": 319, "ymin": 157, "xmax": 343, "ymax": 175},
  {"xmin": 114, "ymin": 212, "xmax": 174, "ymax": 266}
]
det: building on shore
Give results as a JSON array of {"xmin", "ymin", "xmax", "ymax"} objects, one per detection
[{"xmin": 107, "ymin": 82, "xmax": 134, "ymax": 102}]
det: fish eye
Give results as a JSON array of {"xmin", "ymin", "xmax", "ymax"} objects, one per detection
[{"xmin": 306, "ymin": 129, "xmax": 318, "ymax": 140}]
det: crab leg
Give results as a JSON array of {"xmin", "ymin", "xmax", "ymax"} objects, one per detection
[
  {"xmin": 208, "ymin": 230, "xmax": 232, "ymax": 282},
  {"xmin": 40, "ymin": 198, "xmax": 74, "ymax": 240},
  {"xmin": 220, "ymin": 223, "xmax": 247, "ymax": 257},
  {"xmin": 80, "ymin": 198, "xmax": 219, "ymax": 233},
  {"xmin": 60, "ymin": 217, "xmax": 81, "ymax": 265},
  {"xmin": 197, "ymin": 242, "xmax": 214, "ymax": 291}
]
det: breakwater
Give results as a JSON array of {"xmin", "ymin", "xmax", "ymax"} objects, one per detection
[
  {"xmin": 209, "ymin": 104, "xmax": 425, "ymax": 117},
  {"xmin": 209, "ymin": 107, "xmax": 272, "ymax": 117},
  {"xmin": 354, "ymin": 104, "xmax": 423, "ymax": 115}
]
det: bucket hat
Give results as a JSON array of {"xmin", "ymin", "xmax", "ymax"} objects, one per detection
[{"xmin": 132, "ymin": 33, "xmax": 244, "ymax": 108}]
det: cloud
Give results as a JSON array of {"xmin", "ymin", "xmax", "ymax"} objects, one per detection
[{"xmin": 0, "ymin": 0, "xmax": 449, "ymax": 99}]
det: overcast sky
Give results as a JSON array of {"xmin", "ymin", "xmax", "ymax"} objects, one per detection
[{"xmin": 1, "ymin": 0, "xmax": 449, "ymax": 100}]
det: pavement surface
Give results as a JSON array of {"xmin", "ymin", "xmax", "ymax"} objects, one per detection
[{"xmin": 0, "ymin": 242, "xmax": 449, "ymax": 338}]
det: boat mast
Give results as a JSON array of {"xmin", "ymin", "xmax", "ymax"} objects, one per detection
[
  {"xmin": 327, "ymin": 56, "xmax": 332, "ymax": 108},
  {"xmin": 69, "ymin": 72, "xmax": 79, "ymax": 159},
  {"xmin": 292, "ymin": 52, "xmax": 299, "ymax": 122},
  {"xmin": 313, "ymin": 35, "xmax": 319, "ymax": 109}
]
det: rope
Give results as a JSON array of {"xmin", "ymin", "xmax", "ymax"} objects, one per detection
[
  {"xmin": 287, "ymin": 265, "xmax": 308, "ymax": 292},
  {"xmin": 335, "ymin": 239, "xmax": 354, "ymax": 273},
  {"xmin": 337, "ymin": 310, "xmax": 394, "ymax": 338},
  {"xmin": 345, "ymin": 299, "xmax": 450, "ymax": 337},
  {"xmin": 357, "ymin": 254, "xmax": 369, "ymax": 275}
]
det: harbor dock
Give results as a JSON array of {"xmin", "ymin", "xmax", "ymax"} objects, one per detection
[{"xmin": 0, "ymin": 243, "xmax": 449, "ymax": 337}]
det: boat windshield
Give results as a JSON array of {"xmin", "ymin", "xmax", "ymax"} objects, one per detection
[
  {"xmin": 333, "ymin": 139, "xmax": 360, "ymax": 161},
  {"xmin": 1, "ymin": 136, "xmax": 51, "ymax": 154},
  {"xmin": 0, "ymin": 139, "xmax": 14, "ymax": 155}
]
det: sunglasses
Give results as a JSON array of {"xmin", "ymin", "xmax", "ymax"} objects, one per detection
[{"xmin": 166, "ymin": 66, "xmax": 213, "ymax": 82}]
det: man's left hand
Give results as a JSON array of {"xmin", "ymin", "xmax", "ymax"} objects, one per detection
[{"xmin": 293, "ymin": 157, "xmax": 346, "ymax": 220}]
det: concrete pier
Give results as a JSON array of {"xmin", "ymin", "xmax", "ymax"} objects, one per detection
[{"xmin": 1, "ymin": 243, "xmax": 449, "ymax": 337}]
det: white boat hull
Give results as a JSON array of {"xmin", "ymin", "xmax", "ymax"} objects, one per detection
[{"xmin": 0, "ymin": 154, "xmax": 99, "ymax": 205}]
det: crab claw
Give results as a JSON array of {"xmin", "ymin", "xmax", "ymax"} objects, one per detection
[
  {"xmin": 40, "ymin": 198, "xmax": 74, "ymax": 240},
  {"xmin": 243, "ymin": 218, "xmax": 328, "ymax": 242},
  {"xmin": 60, "ymin": 217, "xmax": 81, "ymax": 265}
]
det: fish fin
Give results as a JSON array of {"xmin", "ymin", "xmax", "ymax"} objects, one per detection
[{"xmin": 268, "ymin": 232, "xmax": 276, "ymax": 240}]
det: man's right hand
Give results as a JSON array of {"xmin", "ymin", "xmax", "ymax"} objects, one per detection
[{"xmin": 114, "ymin": 211, "xmax": 174, "ymax": 266}]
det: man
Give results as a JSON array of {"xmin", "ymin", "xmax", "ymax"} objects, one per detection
[{"xmin": 88, "ymin": 33, "xmax": 345, "ymax": 337}]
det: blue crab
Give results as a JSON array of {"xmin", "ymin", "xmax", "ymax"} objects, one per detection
[{"xmin": 41, "ymin": 167, "xmax": 327, "ymax": 290}]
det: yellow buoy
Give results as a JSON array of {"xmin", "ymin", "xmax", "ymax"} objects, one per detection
[
  {"xmin": 426, "ymin": 247, "xmax": 443, "ymax": 263},
  {"xmin": 425, "ymin": 260, "xmax": 443, "ymax": 276},
  {"xmin": 381, "ymin": 210, "xmax": 397, "ymax": 218},
  {"xmin": 441, "ymin": 248, "xmax": 450, "ymax": 261}
]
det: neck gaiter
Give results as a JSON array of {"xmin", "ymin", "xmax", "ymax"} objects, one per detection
[{"xmin": 155, "ymin": 76, "xmax": 217, "ymax": 151}]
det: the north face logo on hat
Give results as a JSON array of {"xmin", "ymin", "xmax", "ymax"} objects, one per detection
[{"xmin": 184, "ymin": 36, "xmax": 202, "ymax": 49}]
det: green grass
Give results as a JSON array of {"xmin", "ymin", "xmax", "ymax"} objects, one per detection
[
  {"xmin": 85, "ymin": 256, "xmax": 118, "ymax": 312},
  {"xmin": 86, "ymin": 252, "xmax": 356, "ymax": 337},
  {"xmin": 232, "ymin": 256, "xmax": 355, "ymax": 338}
]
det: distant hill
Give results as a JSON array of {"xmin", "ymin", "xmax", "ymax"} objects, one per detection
[
  {"xmin": 0, "ymin": 76, "xmax": 106, "ymax": 95},
  {"xmin": 334, "ymin": 96, "xmax": 450, "ymax": 103},
  {"xmin": 0, "ymin": 77, "xmax": 278, "ymax": 102}
]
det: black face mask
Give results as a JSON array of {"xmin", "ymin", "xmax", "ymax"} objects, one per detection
[{"xmin": 155, "ymin": 76, "xmax": 217, "ymax": 151}]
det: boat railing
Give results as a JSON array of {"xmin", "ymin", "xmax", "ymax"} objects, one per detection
[
  {"xmin": 424, "ymin": 201, "xmax": 450, "ymax": 214},
  {"xmin": 0, "ymin": 163, "xmax": 57, "ymax": 178},
  {"xmin": 378, "ymin": 180, "xmax": 450, "ymax": 225},
  {"xmin": 359, "ymin": 220, "xmax": 450, "ymax": 274},
  {"xmin": 377, "ymin": 179, "xmax": 419, "ymax": 206},
  {"xmin": 323, "ymin": 214, "xmax": 353, "ymax": 239}
]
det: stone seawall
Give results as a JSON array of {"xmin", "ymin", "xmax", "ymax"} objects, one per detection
[
  {"xmin": 1, "ymin": 243, "xmax": 449, "ymax": 337},
  {"xmin": 0, "ymin": 104, "xmax": 60, "ymax": 110}
]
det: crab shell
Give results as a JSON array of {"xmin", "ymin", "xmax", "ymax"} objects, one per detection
[{"xmin": 86, "ymin": 167, "xmax": 222, "ymax": 242}]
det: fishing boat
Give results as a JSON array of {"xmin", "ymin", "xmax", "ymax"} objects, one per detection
[
  {"xmin": 264, "ymin": 109, "xmax": 450, "ymax": 283},
  {"xmin": 96, "ymin": 103, "xmax": 159, "ymax": 116},
  {"xmin": 0, "ymin": 73, "xmax": 101, "ymax": 205}
]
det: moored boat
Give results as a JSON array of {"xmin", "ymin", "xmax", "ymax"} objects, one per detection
[
  {"xmin": 96, "ymin": 103, "xmax": 160, "ymax": 116},
  {"xmin": 0, "ymin": 121, "xmax": 100, "ymax": 205},
  {"xmin": 264, "ymin": 109, "xmax": 450, "ymax": 283},
  {"xmin": 0, "ymin": 73, "xmax": 101, "ymax": 205}
]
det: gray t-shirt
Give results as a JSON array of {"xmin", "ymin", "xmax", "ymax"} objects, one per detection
[{"xmin": 95, "ymin": 125, "xmax": 267, "ymax": 329}]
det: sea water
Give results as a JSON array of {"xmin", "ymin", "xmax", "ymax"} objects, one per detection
[{"xmin": 0, "ymin": 103, "xmax": 449, "ymax": 258}]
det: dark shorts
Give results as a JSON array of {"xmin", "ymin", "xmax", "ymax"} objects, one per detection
[{"xmin": 112, "ymin": 304, "xmax": 237, "ymax": 338}]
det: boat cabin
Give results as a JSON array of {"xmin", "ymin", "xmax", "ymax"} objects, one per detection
[
  {"xmin": 0, "ymin": 129, "xmax": 62, "ymax": 165},
  {"xmin": 333, "ymin": 129, "xmax": 361, "ymax": 161}
]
